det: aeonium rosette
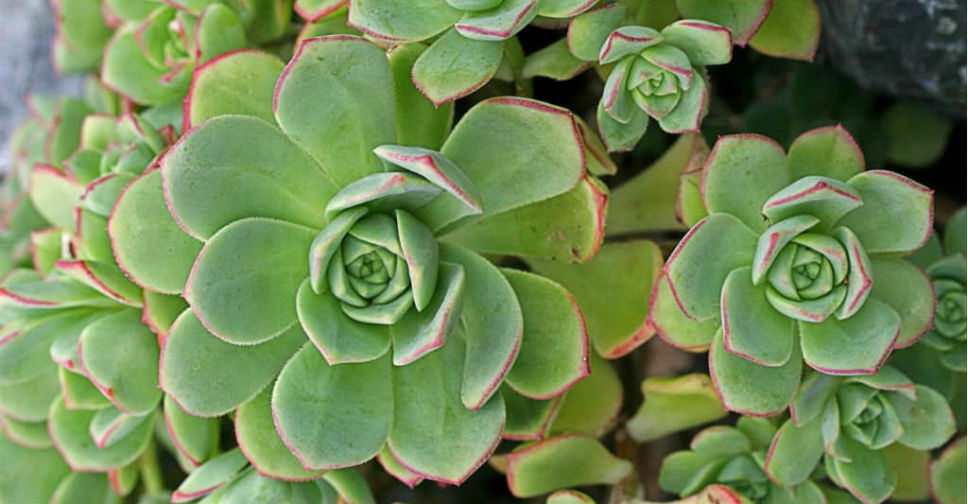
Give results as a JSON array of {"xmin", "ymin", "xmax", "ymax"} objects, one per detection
[
  {"xmin": 650, "ymin": 126, "xmax": 936, "ymax": 416},
  {"xmin": 109, "ymin": 37, "xmax": 606, "ymax": 489},
  {"xmin": 764, "ymin": 367, "xmax": 955, "ymax": 503},
  {"xmin": 593, "ymin": 21, "xmax": 732, "ymax": 151},
  {"xmin": 907, "ymin": 208, "xmax": 967, "ymax": 372}
]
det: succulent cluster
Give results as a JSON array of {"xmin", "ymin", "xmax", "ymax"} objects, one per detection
[{"xmin": 0, "ymin": 0, "xmax": 963, "ymax": 503}]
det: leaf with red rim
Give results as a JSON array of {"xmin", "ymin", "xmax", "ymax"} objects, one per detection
[
  {"xmin": 184, "ymin": 50, "xmax": 284, "ymax": 130},
  {"xmin": 838, "ymin": 171, "xmax": 934, "ymax": 255},
  {"xmin": 649, "ymin": 272, "xmax": 718, "ymax": 352},
  {"xmin": 501, "ymin": 269, "xmax": 588, "ymax": 398},
  {"xmin": 506, "ymin": 434, "xmax": 632, "ymax": 497},
  {"xmin": 661, "ymin": 20, "xmax": 733, "ymax": 66},
  {"xmin": 321, "ymin": 468, "xmax": 377, "ymax": 504},
  {"xmin": 721, "ymin": 266, "xmax": 796, "ymax": 366},
  {"xmin": 764, "ymin": 417, "xmax": 825, "ymax": 486},
  {"xmin": 762, "ymin": 176, "xmax": 863, "ymax": 229},
  {"xmin": 748, "ymin": 0, "xmax": 820, "ymax": 61},
  {"xmin": 626, "ymin": 374, "xmax": 727, "ymax": 442},
  {"xmin": 29, "ymin": 165, "xmax": 83, "ymax": 231},
  {"xmin": 388, "ymin": 43, "xmax": 454, "ymax": 150},
  {"xmin": 675, "ymin": 0, "xmax": 773, "ymax": 45},
  {"xmin": 348, "ymin": 0, "xmax": 461, "ymax": 42},
  {"xmin": 377, "ymin": 445, "xmax": 423, "ymax": 488},
  {"xmin": 160, "ymin": 310, "xmax": 306, "ymax": 417},
  {"xmin": 101, "ymin": 26, "xmax": 191, "ymax": 106},
  {"xmin": 0, "ymin": 365, "xmax": 59, "ymax": 422},
  {"xmin": 929, "ymin": 437, "xmax": 966, "ymax": 504},
  {"xmin": 193, "ymin": 4, "xmax": 247, "ymax": 63},
  {"xmin": 522, "ymin": 38, "xmax": 591, "ymax": 81},
  {"xmin": 455, "ymin": 0, "xmax": 538, "ymax": 41},
  {"xmin": 710, "ymin": 330, "xmax": 801, "ymax": 416},
  {"xmin": 75, "ymin": 209, "xmax": 114, "ymax": 264},
  {"xmin": 440, "ymin": 243, "xmax": 522, "ymax": 409},
  {"xmin": 567, "ymin": 4, "xmax": 629, "ymax": 61},
  {"xmin": 786, "ymin": 126, "xmax": 864, "ymax": 183},
  {"xmin": 57, "ymin": 367, "xmax": 110, "ymax": 410},
  {"xmin": 80, "ymin": 172, "xmax": 137, "ymax": 217},
  {"xmin": 798, "ymin": 299, "xmax": 899, "ymax": 375},
  {"xmin": 48, "ymin": 397, "xmax": 153, "ymax": 471},
  {"xmin": 387, "ymin": 334, "xmax": 504, "ymax": 485},
  {"xmin": 549, "ymin": 353, "xmax": 622, "ymax": 437},
  {"xmin": 274, "ymin": 36, "xmax": 395, "ymax": 188},
  {"xmin": 412, "ymin": 29, "xmax": 504, "ymax": 106},
  {"xmin": 89, "ymin": 407, "xmax": 150, "ymax": 449},
  {"xmin": 297, "ymin": 279, "xmax": 391, "ymax": 365},
  {"xmin": 55, "ymin": 259, "xmax": 143, "ymax": 307},
  {"xmin": 502, "ymin": 385, "xmax": 562, "ymax": 440},
  {"xmin": 294, "ymin": 0, "xmax": 347, "ymax": 21},
  {"xmin": 389, "ymin": 262, "xmax": 464, "ymax": 366},
  {"xmin": 171, "ymin": 448, "xmax": 248, "ymax": 503},
  {"xmin": 164, "ymin": 395, "xmax": 218, "ymax": 468},
  {"xmin": 49, "ymin": 472, "xmax": 116, "ymax": 504},
  {"xmin": 236, "ymin": 389, "xmax": 326, "ymax": 481},
  {"xmin": 869, "ymin": 257, "xmax": 935, "ymax": 348}
]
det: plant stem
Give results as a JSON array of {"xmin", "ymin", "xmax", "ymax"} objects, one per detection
[{"xmin": 139, "ymin": 440, "xmax": 164, "ymax": 495}]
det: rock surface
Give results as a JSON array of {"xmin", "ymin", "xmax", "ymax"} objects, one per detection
[
  {"xmin": 0, "ymin": 0, "xmax": 82, "ymax": 174},
  {"xmin": 817, "ymin": 0, "xmax": 966, "ymax": 117}
]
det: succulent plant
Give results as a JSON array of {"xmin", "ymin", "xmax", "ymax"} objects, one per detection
[
  {"xmin": 907, "ymin": 208, "xmax": 967, "ymax": 372},
  {"xmin": 930, "ymin": 437, "xmax": 966, "ymax": 504},
  {"xmin": 660, "ymin": 417, "xmax": 828, "ymax": 503},
  {"xmin": 347, "ymin": 0, "xmax": 597, "ymax": 105},
  {"xmin": 100, "ymin": 0, "xmax": 290, "ymax": 106},
  {"xmin": 108, "ymin": 36, "xmax": 606, "ymax": 487},
  {"xmin": 765, "ymin": 367, "xmax": 955, "ymax": 503},
  {"xmin": 652, "ymin": 126, "xmax": 935, "ymax": 415},
  {"xmin": 51, "ymin": 0, "xmax": 114, "ymax": 75}
]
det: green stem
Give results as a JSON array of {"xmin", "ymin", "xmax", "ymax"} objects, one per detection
[{"xmin": 139, "ymin": 440, "xmax": 164, "ymax": 495}]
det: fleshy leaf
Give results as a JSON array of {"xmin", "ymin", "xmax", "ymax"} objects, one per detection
[
  {"xmin": 272, "ymin": 343, "xmax": 392, "ymax": 469},
  {"xmin": 374, "ymin": 145, "xmax": 483, "ymax": 214},
  {"xmin": 786, "ymin": 126, "xmax": 865, "ymax": 182},
  {"xmin": 0, "ymin": 415, "xmax": 50, "ymax": 448},
  {"xmin": 790, "ymin": 372, "xmax": 839, "ymax": 426},
  {"xmin": 78, "ymin": 310, "xmax": 161, "ymax": 415},
  {"xmin": 412, "ymin": 29, "xmax": 504, "ymax": 106},
  {"xmin": 185, "ymin": 50, "xmax": 285, "ymax": 129},
  {"xmin": 798, "ymin": 299, "xmax": 899, "ymax": 374},
  {"xmin": 89, "ymin": 408, "xmax": 149, "ymax": 449},
  {"xmin": 387, "ymin": 335, "xmax": 505, "ymax": 484},
  {"xmin": 748, "ymin": 0, "xmax": 821, "ymax": 61},
  {"xmin": 377, "ymin": 445, "xmax": 423, "ymax": 488},
  {"xmin": 274, "ymin": 35, "xmax": 395, "ymax": 188},
  {"xmin": 389, "ymin": 261, "xmax": 465, "ymax": 365},
  {"xmin": 710, "ymin": 330, "xmax": 802, "ymax": 416},
  {"xmin": 322, "ymin": 468, "xmax": 377, "ymax": 504},
  {"xmin": 164, "ymin": 395, "xmax": 219, "ymax": 468},
  {"xmin": 236, "ymin": 389, "xmax": 326, "ymax": 480},
  {"xmin": 506, "ymin": 435, "xmax": 632, "ymax": 497},
  {"xmin": 838, "ymin": 171, "xmax": 933, "ymax": 255},
  {"xmin": 830, "ymin": 438, "xmax": 896, "ymax": 504},
  {"xmin": 567, "ymin": 5, "xmax": 628, "ymax": 61},
  {"xmin": 527, "ymin": 240, "xmax": 660, "ymax": 358},
  {"xmin": 890, "ymin": 385, "xmax": 956, "ymax": 451},
  {"xmin": 765, "ymin": 418, "xmax": 825, "ymax": 486},
  {"xmin": 660, "ymin": 20, "xmax": 732, "ymax": 65},
  {"xmin": 665, "ymin": 213, "xmax": 758, "ymax": 320},
  {"xmin": 294, "ymin": 0, "xmax": 348, "ymax": 21},
  {"xmin": 597, "ymin": 99, "xmax": 650, "ymax": 152},
  {"xmin": 172, "ymin": 448, "xmax": 248, "ymax": 503},
  {"xmin": 440, "ymin": 243, "xmax": 522, "ymax": 409},
  {"xmin": 162, "ymin": 115, "xmax": 337, "ymax": 240},
  {"xmin": 297, "ymin": 279, "xmax": 391, "ymax": 364},
  {"xmin": 161, "ymin": 310, "xmax": 306, "ymax": 417},
  {"xmin": 186, "ymin": 217, "xmax": 316, "ymax": 345},
  {"xmin": 701, "ymin": 134, "xmax": 789, "ymax": 232},
  {"xmin": 930, "ymin": 437, "xmax": 966, "ymax": 504},
  {"xmin": 387, "ymin": 43, "xmax": 454, "ymax": 149},
  {"xmin": 502, "ymin": 385, "xmax": 562, "ymax": 440},
  {"xmin": 396, "ymin": 209, "xmax": 439, "ymax": 312},
  {"xmin": 455, "ymin": 0, "xmax": 538, "ymax": 41},
  {"xmin": 762, "ymin": 176, "xmax": 863, "ymax": 228},
  {"xmin": 675, "ymin": 0, "xmax": 772, "ymax": 45},
  {"xmin": 348, "ymin": 0, "xmax": 460, "ymax": 42},
  {"xmin": 522, "ymin": 38, "xmax": 591, "ymax": 81},
  {"xmin": 626, "ymin": 374, "xmax": 727, "ymax": 442},
  {"xmin": 649, "ymin": 272, "xmax": 718, "ymax": 351},
  {"xmin": 48, "ymin": 397, "xmax": 152, "ymax": 471},
  {"xmin": 0, "ymin": 435, "xmax": 69, "ymax": 503},
  {"xmin": 0, "ymin": 310, "xmax": 90, "ymax": 384},
  {"xmin": 29, "ymin": 165, "xmax": 83, "ymax": 231},
  {"xmin": 722, "ymin": 266, "xmax": 796, "ymax": 366},
  {"xmin": 502, "ymin": 269, "xmax": 588, "ymax": 398},
  {"xmin": 869, "ymin": 257, "xmax": 935, "ymax": 347},
  {"xmin": 549, "ymin": 353, "xmax": 622, "ymax": 437}
]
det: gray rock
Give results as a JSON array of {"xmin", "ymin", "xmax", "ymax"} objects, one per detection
[
  {"xmin": 0, "ymin": 0, "xmax": 83, "ymax": 175},
  {"xmin": 817, "ymin": 0, "xmax": 966, "ymax": 117}
]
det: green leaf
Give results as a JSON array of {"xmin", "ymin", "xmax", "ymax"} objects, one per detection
[
  {"xmin": 710, "ymin": 330, "xmax": 801, "ymax": 415},
  {"xmin": 502, "ymin": 269, "xmax": 588, "ymax": 398},
  {"xmin": 0, "ymin": 310, "xmax": 90, "ymax": 384},
  {"xmin": 389, "ymin": 261, "xmax": 465, "ymax": 365},
  {"xmin": 883, "ymin": 443, "xmax": 931, "ymax": 501},
  {"xmin": 101, "ymin": 26, "xmax": 188, "ymax": 106},
  {"xmin": 0, "ymin": 364, "xmax": 60, "ymax": 422},
  {"xmin": 58, "ymin": 367, "xmax": 110, "ymax": 410},
  {"xmin": 387, "ymin": 335, "xmax": 505, "ymax": 484},
  {"xmin": 186, "ymin": 217, "xmax": 316, "ymax": 345},
  {"xmin": 387, "ymin": 44, "xmax": 454, "ymax": 149},
  {"xmin": 215, "ymin": 468, "xmax": 292, "ymax": 503},
  {"xmin": 567, "ymin": 5, "xmax": 629, "ymax": 61},
  {"xmin": 830, "ymin": 438, "xmax": 896, "ymax": 504},
  {"xmin": 442, "ymin": 175, "xmax": 606, "ymax": 262},
  {"xmin": 274, "ymin": 36, "xmax": 395, "ymax": 188},
  {"xmin": 89, "ymin": 408, "xmax": 150, "ymax": 448},
  {"xmin": 0, "ymin": 434, "xmax": 70, "ymax": 503},
  {"xmin": 294, "ymin": 0, "xmax": 347, "ymax": 21},
  {"xmin": 296, "ymin": 279, "xmax": 391, "ymax": 364},
  {"xmin": 701, "ymin": 134, "xmax": 789, "ymax": 233},
  {"xmin": 273, "ymin": 343, "xmax": 392, "ymax": 469},
  {"xmin": 236, "ymin": 389, "xmax": 326, "ymax": 480},
  {"xmin": 109, "ymin": 170, "xmax": 202, "ymax": 295},
  {"xmin": 374, "ymin": 145, "xmax": 483, "ymax": 213},
  {"xmin": 869, "ymin": 257, "xmax": 935, "ymax": 347},
  {"xmin": 440, "ymin": 244, "xmax": 522, "ymax": 409},
  {"xmin": 161, "ymin": 310, "xmax": 307, "ymax": 417},
  {"xmin": 164, "ymin": 395, "xmax": 219, "ymax": 467},
  {"xmin": 455, "ymin": 0, "xmax": 538, "ymax": 40},
  {"xmin": 930, "ymin": 437, "xmax": 966, "ymax": 504},
  {"xmin": 944, "ymin": 208, "xmax": 966, "ymax": 256},
  {"xmin": 48, "ymin": 397, "xmax": 153, "ymax": 471},
  {"xmin": 429, "ymin": 97, "xmax": 585, "ymax": 231},
  {"xmin": 348, "ymin": 0, "xmax": 460, "ymax": 42},
  {"xmin": 890, "ymin": 385, "xmax": 956, "ymax": 450},
  {"xmin": 78, "ymin": 310, "xmax": 161, "ymax": 415},
  {"xmin": 142, "ymin": 291, "xmax": 188, "ymax": 339},
  {"xmin": 787, "ymin": 126, "xmax": 865, "ymax": 182},
  {"xmin": 194, "ymin": 4, "xmax": 247, "ymax": 63},
  {"xmin": 689, "ymin": 426, "xmax": 751, "ymax": 456},
  {"xmin": 162, "ymin": 115, "xmax": 337, "ymax": 240},
  {"xmin": 185, "ymin": 50, "xmax": 285, "ymax": 129},
  {"xmin": 172, "ymin": 448, "xmax": 248, "ymax": 502},
  {"xmin": 55, "ymin": 259, "xmax": 142, "ymax": 307},
  {"xmin": 657, "ymin": 450, "xmax": 718, "ymax": 496},
  {"xmin": 791, "ymin": 372, "xmax": 840, "ymax": 426},
  {"xmin": 322, "ymin": 468, "xmax": 377, "ymax": 504},
  {"xmin": 626, "ymin": 374, "xmax": 727, "ymax": 442},
  {"xmin": 550, "ymin": 353, "xmax": 622, "ymax": 437},
  {"xmin": 396, "ymin": 209, "xmax": 439, "ymax": 311},
  {"xmin": 882, "ymin": 102, "xmax": 953, "ymax": 169},
  {"xmin": 537, "ymin": 0, "xmax": 596, "ymax": 17},
  {"xmin": 798, "ymin": 299, "xmax": 900, "ymax": 374},
  {"xmin": 506, "ymin": 435, "xmax": 632, "ymax": 497},
  {"xmin": 377, "ymin": 445, "xmax": 423, "ymax": 488},
  {"xmin": 0, "ymin": 415, "xmax": 50, "ymax": 448},
  {"xmin": 527, "ymin": 240, "xmax": 661, "ymax": 357},
  {"xmin": 675, "ymin": 0, "xmax": 772, "ymax": 45},
  {"xmin": 839, "ymin": 171, "xmax": 933, "ymax": 255},
  {"xmin": 502, "ymin": 385, "xmax": 561, "ymax": 440},
  {"xmin": 547, "ymin": 490, "xmax": 595, "ymax": 504},
  {"xmin": 596, "ymin": 99, "xmax": 650, "ymax": 152},
  {"xmin": 749, "ymin": 0, "xmax": 820, "ymax": 61},
  {"xmin": 722, "ymin": 266, "xmax": 796, "ymax": 366},
  {"xmin": 761, "ymin": 176, "xmax": 863, "ymax": 230},
  {"xmin": 765, "ymin": 418, "xmax": 825, "ymax": 486},
  {"xmin": 75, "ymin": 209, "xmax": 113, "ymax": 264},
  {"xmin": 412, "ymin": 29, "xmax": 504, "ymax": 106},
  {"xmin": 649, "ymin": 272, "xmax": 718, "ymax": 351},
  {"xmin": 660, "ymin": 20, "xmax": 732, "ymax": 65},
  {"xmin": 665, "ymin": 213, "xmax": 758, "ymax": 320},
  {"xmin": 522, "ymin": 38, "xmax": 590, "ymax": 80},
  {"xmin": 28, "ymin": 165, "xmax": 83, "ymax": 230}
]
